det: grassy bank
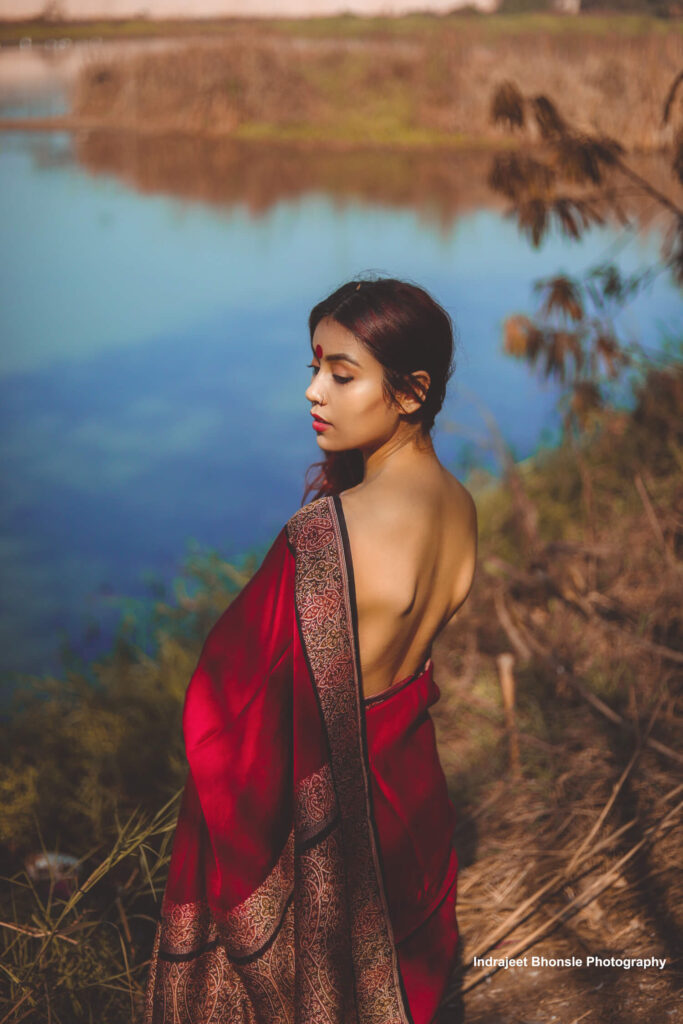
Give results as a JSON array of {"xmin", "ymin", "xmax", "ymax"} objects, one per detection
[
  {"xmin": 66, "ymin": 23, "xmax": 682, "ymax": 151},
  {"xmin": 0, "ymin": 358, "xmax": 680, "ymax": 1022},
  {"xmin": 0, "ymin": 13, "xmax": 679, "ymax": 46}
]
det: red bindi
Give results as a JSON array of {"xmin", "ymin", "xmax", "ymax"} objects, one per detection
[{"xmin": 315, "ymin": 344, "xmax": 323, "ymax": 358}]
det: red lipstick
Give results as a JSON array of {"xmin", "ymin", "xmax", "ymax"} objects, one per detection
[{"xmin": 312, "ymin": 413, "xmax": 331, "ymax": 432}]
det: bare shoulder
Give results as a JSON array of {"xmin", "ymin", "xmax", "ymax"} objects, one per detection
[
  {"xmin": 341, "ymin": 469, "xmax": 477, "ymax": 563},
  {"xmin": 338, "ymin": 478, "xmax": 425, "ymax": 541},
  {"xmin": 444, "ymin": 470, "xmax": 478, "ymax": 545},
  {"xmin": 445, "ymin": 471, "xmax": 478, "ymax": 609},
  {"xmin": 341, "ymin": 468, "xmax": 476, "ymax": 536}
]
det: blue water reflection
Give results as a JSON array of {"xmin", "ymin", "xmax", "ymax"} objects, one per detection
[{"xmin": 0, "ymin": 130, "xmax": 679, "ymax": 688}]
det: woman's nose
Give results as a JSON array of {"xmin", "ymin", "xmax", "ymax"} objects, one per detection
[{"xmin": 305, "ymin": 380, "xmax": 323, "ymax": 404}]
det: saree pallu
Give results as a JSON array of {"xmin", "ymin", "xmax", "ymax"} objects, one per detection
[{"xmin": 143, "ymin": 495, "xmax": 458, "ymax": 1024}]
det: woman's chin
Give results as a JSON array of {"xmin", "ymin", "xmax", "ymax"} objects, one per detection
[
  {"xmin": 314, "ymin": 432, "xmax": 358, "ymax": 453},
  {"xmin": 316, "ymin": 439, "xmax": 350, "ymax": 455}
]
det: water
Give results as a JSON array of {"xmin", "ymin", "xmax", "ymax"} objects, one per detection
[{"xmin": 0, "ymin": 121, "xmax": 680, "ymax": 692}]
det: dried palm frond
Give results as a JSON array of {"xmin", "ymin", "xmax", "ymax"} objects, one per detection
[
  {"xmin": 503, "ymin": 315, "xmax": 544, "ymax": 361},
  {"xmin": 517, "ymin": 197, "xmax": 550, "ymax": 247},
  {"xmin": 544, "ymin": 329, "xmax": 585, "ymax": 383},
  {"xmin": 552, "ymin": 134, "xmax": 606, "ymax": 186},
  {"xmin": 585, "ymin": 262, "xmax": 651, "ymax": 306},
  {"xmin": 487, "ymin": 153, "xmax": 525, "ymax": 200},
  {"xmin": 534, "ymin": 275, "xmax": 584, "ymax": 322},
  {"xmin": 595, "ymin": 332, "xmax": 628, "ymax": 379},
  {"xmin": 599, "ymin": 264, "xmax": 626, "ymax": 300},
  {"xmin": 488, "ymin": 153, "xmax": 555, "ymax": 202},
  {"xmin": 490, "ymin": 80, "xmax": 526, "ymax": 130},
  {"xmin": 531, "ymin": 95, "xmax": 567, "ymax": 139},
  {"xmin": 591, "ymin": 134, "xmax": 625, "ymax": 167},
  {"xmin": 662, "ymin": 69, "xmax": 683, "ymax": 125},
  {"xmin": 549, "ymin": 197, "xmax": 584, "ymax": 240},
  {"xmin": 563, "ymin": 195, "xmax": 606, "ymax": 234}
]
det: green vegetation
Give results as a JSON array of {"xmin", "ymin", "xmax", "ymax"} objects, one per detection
[
  {"xmin": 256, "ymin": 11, "xmax": 682, "ymax": 36},
  {"xmin": 0, "ymin": 12, "xmax": 679, "ymax": 47}
]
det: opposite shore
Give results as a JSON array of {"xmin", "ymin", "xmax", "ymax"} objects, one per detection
[{"xmin": 0, "ymin": 14, "xmax": 681, "ymax": 151}]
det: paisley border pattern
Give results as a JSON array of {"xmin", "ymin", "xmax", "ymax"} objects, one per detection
[
  {"xmin": 146, "ymin": 893, "xmax": 294, "ymax": 1023},
  {"xmin": 285, "ymin": 496, "xmax": 411, "ymax": 1024},
  {"xmin": 295, "ymin": 761, "xmax": 339, "ymax": 845},
  {"xmin": 145, "ymin": 764, "xmax": 344, "ymax": 1023}
]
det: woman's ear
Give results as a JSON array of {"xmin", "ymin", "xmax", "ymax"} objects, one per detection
[{"xmin": 397, "ymin": 371, "xmax": 431, "ymax": 415}]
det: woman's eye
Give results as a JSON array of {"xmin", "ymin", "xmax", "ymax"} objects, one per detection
[{"xmin": 307, "ymin": 363, "xmax": 351, "ymax": 384}]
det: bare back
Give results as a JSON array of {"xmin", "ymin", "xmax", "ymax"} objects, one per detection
[{"xmin": 339, "ymin": 465, "xmax": 478, "ymax": 700}]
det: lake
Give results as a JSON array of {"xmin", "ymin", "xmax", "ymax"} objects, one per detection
[{"xmin": 0, "ymin": 61, "xmax": 680, "ymax": 692}]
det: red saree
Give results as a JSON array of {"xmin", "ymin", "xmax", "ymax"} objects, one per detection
[{"xmin": 143, "ymin": 495, "xmax": 459, "ymax": 1024}]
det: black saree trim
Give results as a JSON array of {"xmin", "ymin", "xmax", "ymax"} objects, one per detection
[
  {"xmin": 158, "ymin": 938, "xmax": 220, "ymax": 964},
  {"xmin": 295, "ymin": 812, "xmax": 340, "ymax": 853},
  {"xmin": 331, "ymin": 494, "xmax": 415, "ymax": 1024}
]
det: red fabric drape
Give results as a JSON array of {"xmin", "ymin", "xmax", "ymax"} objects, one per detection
[
  {"xmin": 143, "ymin": 496, "xmax": 458, "ymax": 1024},
  {"xmin": 364, "ymin": 661, "xmax": 459, "ymax": 1023}
]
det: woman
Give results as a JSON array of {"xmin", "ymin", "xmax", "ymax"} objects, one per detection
[{"xmin": 143, "ymin": 278, "xmax": 478, "ymax": 1024}]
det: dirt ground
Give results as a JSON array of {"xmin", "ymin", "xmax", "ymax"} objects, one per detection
[{"xmin": 430, "ymin": 656, "xmax": 682, "ymax": 1024}]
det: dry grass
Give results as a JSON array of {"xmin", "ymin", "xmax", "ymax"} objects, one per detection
[{"xmin": 66, "ymin": 27, "xmax": 683, "ymax": 151}]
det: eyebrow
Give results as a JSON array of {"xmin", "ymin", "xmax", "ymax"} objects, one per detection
[{"xmin": 311, "ymin": 350, "xmax": 362, "ymax": 367}]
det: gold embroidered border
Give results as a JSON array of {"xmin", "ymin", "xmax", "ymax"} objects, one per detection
[
  {"xmin": 159, "ymin": 762, "xmax": 339, "ymax": 964},
  {"xmin": 145, "ymin": 764, "xmax": 346, "ymax": 1023},
  {"xmin": 145, "ymin": 827, "xmax": 352, "ymax": 1024},
  {"xmin": 145, "ymin": 898, "xmax": 294, "ymax": 1024},
  {"xmin": 286, "ymin": 496, "xmax": 409, "ymax": 1024}
]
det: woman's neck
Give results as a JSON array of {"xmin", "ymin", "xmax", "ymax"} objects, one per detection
[{"xmin": 359, "ymin": 424, "xmax": 440, "ymax": 489}]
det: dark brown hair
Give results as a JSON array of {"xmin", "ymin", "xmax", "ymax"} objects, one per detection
[{"xmin": 302, "ymin": 276, "xmax": 455, "ymax": 503}]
